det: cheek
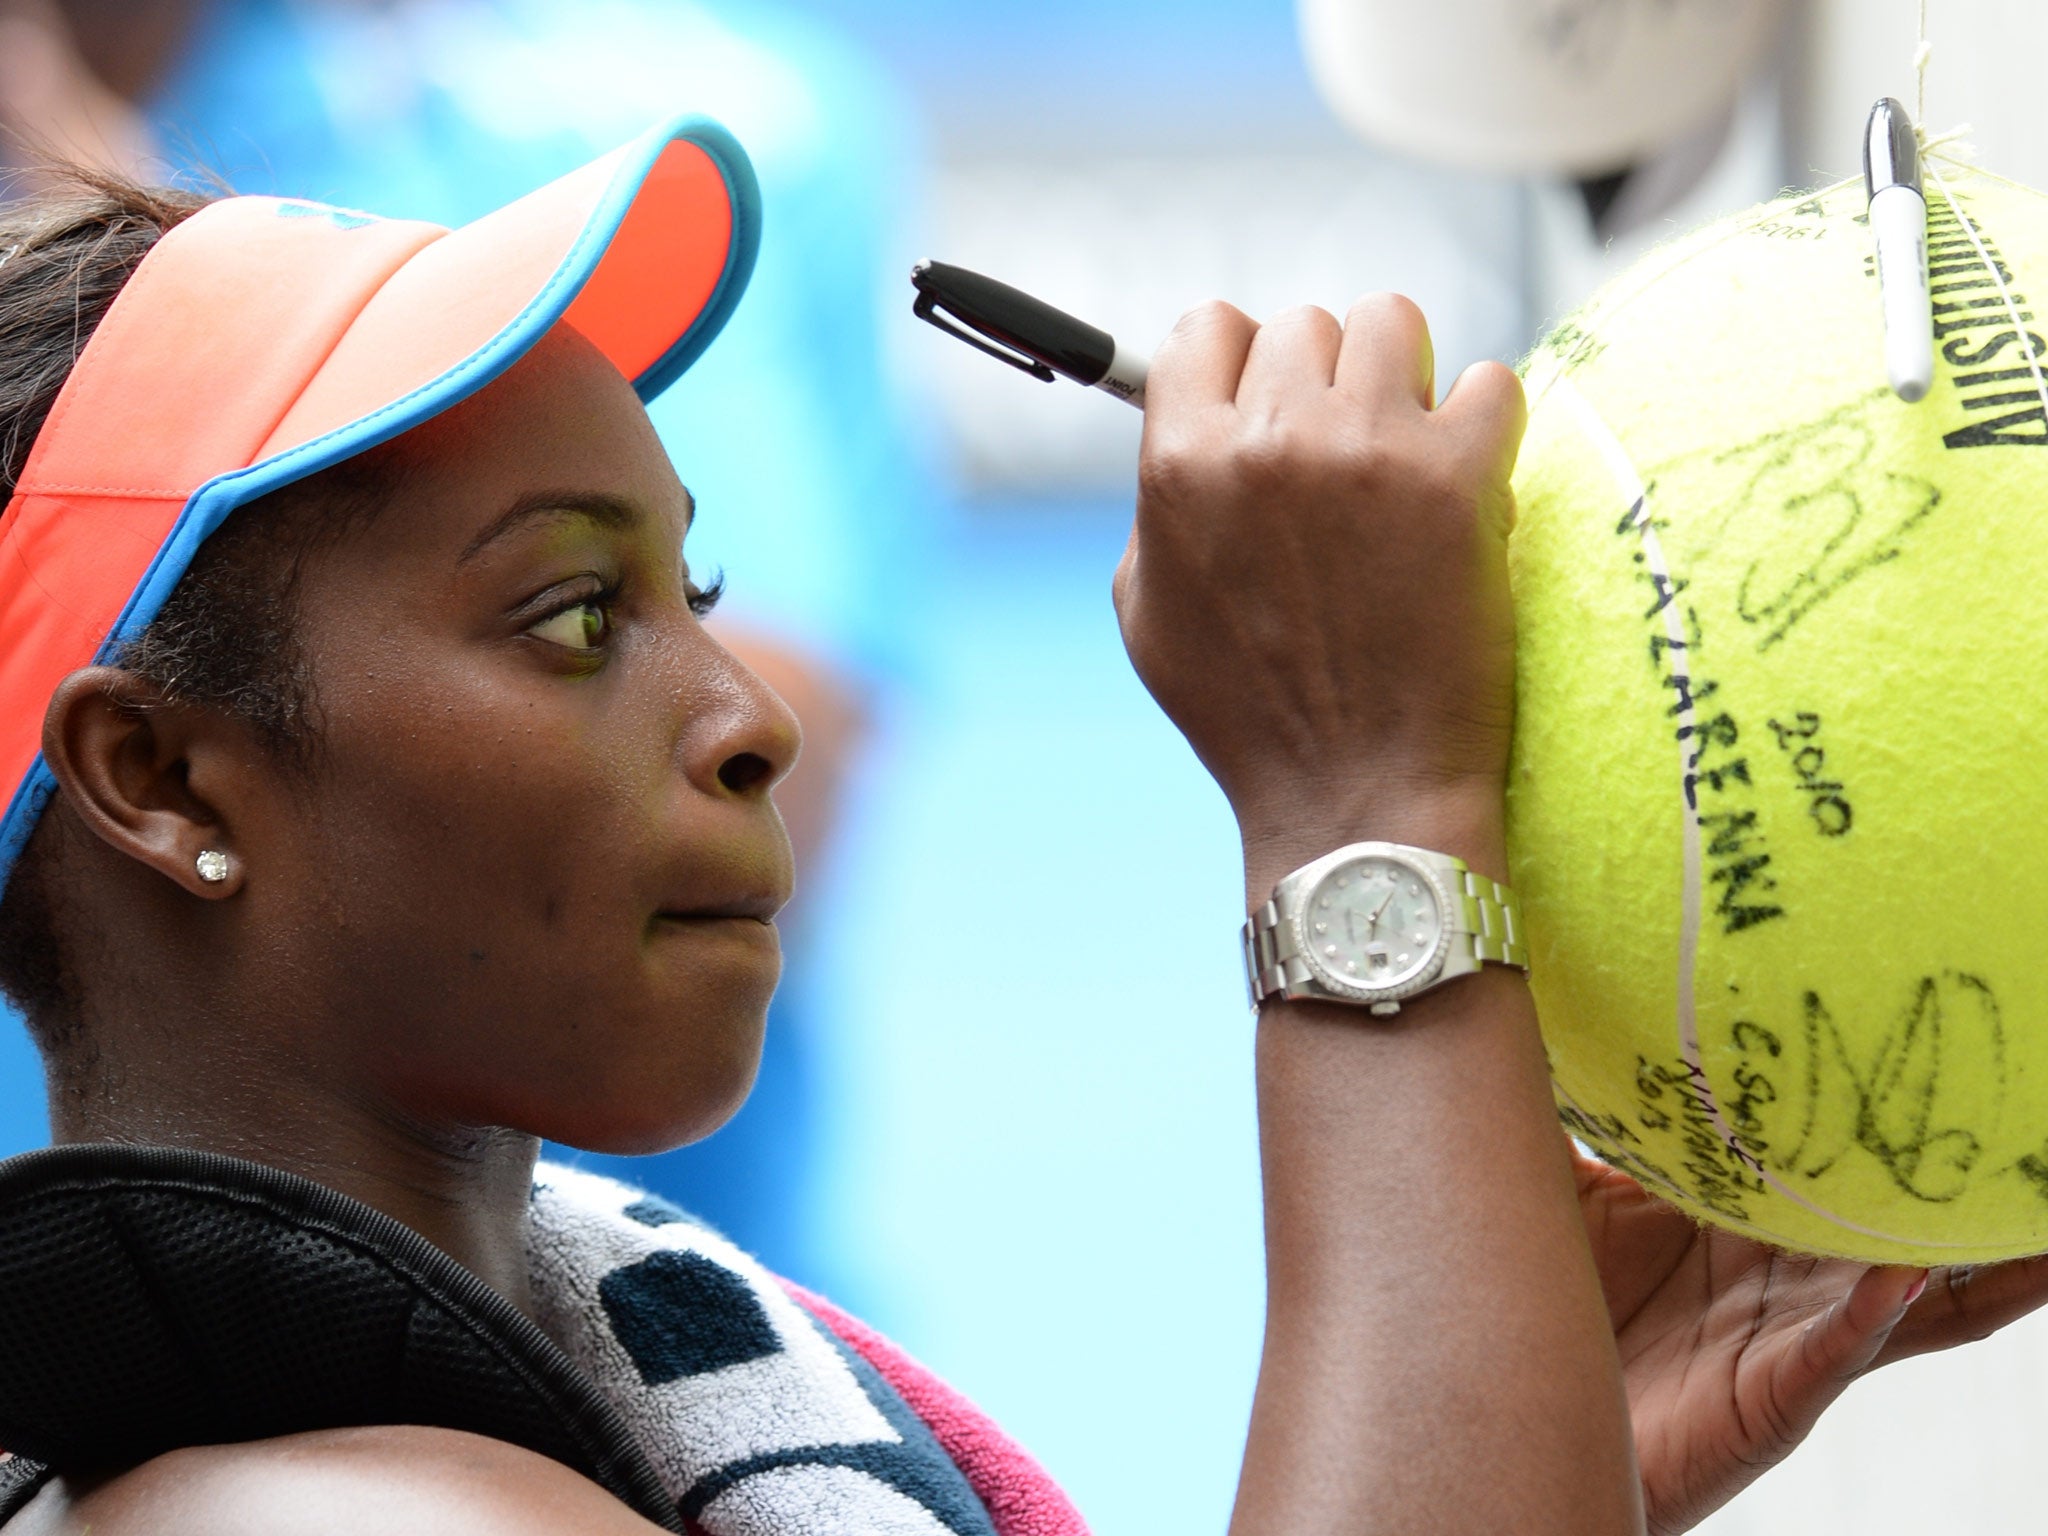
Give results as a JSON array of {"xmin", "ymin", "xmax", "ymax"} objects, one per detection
[
  {"xmin": 277, "ymin": 687, "xmax": 657, "ymax": 1024},
  {"xmin": 312, "ymin": 677, "xmax": 653, "ymax": 922},
  {"xmin": 281, "ymin": 713, "xmax": 775, "ymax": 1146},
  {"xmin": 269, "ymin": 650, "xmax": 774, "ymax": 1147}
]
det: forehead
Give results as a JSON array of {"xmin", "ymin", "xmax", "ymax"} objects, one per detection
[{"xmin": 349, "ymin": 323, "xmax": 688, "ymax": 562}]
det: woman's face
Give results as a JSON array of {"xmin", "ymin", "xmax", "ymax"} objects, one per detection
[{"xmin": 236, "ymin": 325, "xmax": 799, "ymax": 1154}]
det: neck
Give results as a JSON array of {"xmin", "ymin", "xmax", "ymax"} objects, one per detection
[{"xmin": 46, "ymin": 1033, "xmax": 544, "ymax": 1320}]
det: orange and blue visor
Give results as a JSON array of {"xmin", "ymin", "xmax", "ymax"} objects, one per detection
[{"xmin": 0, "ymin": 115, "xmax": 760, "ymax": 893}]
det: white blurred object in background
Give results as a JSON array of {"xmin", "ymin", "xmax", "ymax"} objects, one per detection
[
  {"xmin": 1523, "ymin": 71, "xmax": 1787, "ymax": 333},
  {"xmin": 1297, "ymin": 0, "xmax": 1787, "ymax": 175}
]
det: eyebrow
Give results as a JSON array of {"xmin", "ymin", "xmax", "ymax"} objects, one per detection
[{"xmin": 457, "ymin": 487, "xmax": 695, "ymax": 565}]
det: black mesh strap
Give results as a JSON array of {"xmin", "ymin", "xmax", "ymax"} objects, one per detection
[
  {"xmin": 0, "ymin": 1144, "xmax": 679, "ymax": 1531},
  {"xmin": 0, "ymin": 1456, "xmax": 50, "ymax": 1522}
]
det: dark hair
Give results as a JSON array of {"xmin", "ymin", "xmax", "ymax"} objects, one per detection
[{"xmin": 0, "ymin": 168, "xmax": 400, "ymax": 1052}]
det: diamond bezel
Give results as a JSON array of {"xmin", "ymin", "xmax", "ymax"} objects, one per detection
[{"xmin": 1288, "ymin": 850, "xmax": 1452, "ymax": 1005}]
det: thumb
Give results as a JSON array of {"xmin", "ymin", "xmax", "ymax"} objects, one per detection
[{"xmin": 1781, "ymin": 1266, "xmax": 1926, "ymax": 1428}]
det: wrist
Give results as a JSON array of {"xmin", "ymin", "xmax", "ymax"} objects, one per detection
[{"xmin": 1237, "ymin": 780, "xmax": 1509, "ymax": 907}]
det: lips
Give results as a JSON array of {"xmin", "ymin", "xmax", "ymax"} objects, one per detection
[
  {"xmin": 655, "ymin": 892, "xmax": 785, "ymax": 924},
  {"xmin": 650, "ymin": 833, "xmax": 793, "ymax": 928}
]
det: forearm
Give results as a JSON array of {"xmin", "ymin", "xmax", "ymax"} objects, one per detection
[
  {"xmin": 1229, "ymin": 803, "xmax": 1643, "ymax": 1536},
  {"xmin": 1113, "ymin": 293, "xmax": 1637, "ymax": 1532}
]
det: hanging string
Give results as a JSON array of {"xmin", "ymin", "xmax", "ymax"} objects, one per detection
[
  {"xmin": 1914, "ymin": 0, "xmax": 1932, "ymax": 136},
  {"xmin": 1908, "ymin": 4, "xmax": 1979, "ymax": 178},
  {"xmin": 1886, "ymin": 4, "xmax": 1982, "ymax": 190}
]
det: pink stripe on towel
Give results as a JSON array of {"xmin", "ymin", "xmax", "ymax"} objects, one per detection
[{"xmin": 781, "ymin": 1281, "xmax": 1091, "ymax": 1536}]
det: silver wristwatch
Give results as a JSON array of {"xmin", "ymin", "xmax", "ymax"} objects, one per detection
[{"xmin": 1240, "ymin": 841, "xmax": 1527, "ymax": 1015}]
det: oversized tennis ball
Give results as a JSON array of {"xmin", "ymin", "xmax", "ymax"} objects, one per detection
[{"xmin": 1509, "ymin": 163, "xmax": 2048, "ymax": 1264}]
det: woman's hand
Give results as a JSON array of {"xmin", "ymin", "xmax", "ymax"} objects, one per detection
[
  {"xmin": 1112, "ymin": 295, "xmax": 1526, "ymax": 891},
  {"xmin": 1576, "ymin": 1145, "xmax": 2048, "ymax": 1534}
]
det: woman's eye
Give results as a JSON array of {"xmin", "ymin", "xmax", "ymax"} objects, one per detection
[
  {"xmin": 528, "ymin": 599, "xmax": 609, "ymax": 650},
  {"xmin": 687, "ymin": 571, "xmax": 725, "ymax": 619}
]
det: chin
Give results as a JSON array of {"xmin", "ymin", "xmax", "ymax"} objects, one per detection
[{"xmin": 545, "ymin": 998, "xmax": 770, "ymax": 1157}]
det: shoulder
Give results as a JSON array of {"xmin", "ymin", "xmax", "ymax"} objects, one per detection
[{"xmin": 6, "ymin": 1426, "xmax": 670, "ymax": 1536}]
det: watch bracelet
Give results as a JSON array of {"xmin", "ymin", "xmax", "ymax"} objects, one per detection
[{"xmin": 1240, "ymin": 867, "xmax": 1528, "ymax": 1008}]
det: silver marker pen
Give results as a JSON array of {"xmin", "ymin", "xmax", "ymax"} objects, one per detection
[{"xmin": 1866, "ymin": 97, "xmax": 1934, "ymax": 404}]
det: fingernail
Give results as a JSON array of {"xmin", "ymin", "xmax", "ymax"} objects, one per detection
[{"xmin": 1904, "ymin": 1273, "xmax": 1929, "ymax": 1306}]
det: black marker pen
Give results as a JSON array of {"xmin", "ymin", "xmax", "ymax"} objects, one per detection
[{"xmin": 911, "ymin": 260, "xmax": 1149, "ymax": 408}]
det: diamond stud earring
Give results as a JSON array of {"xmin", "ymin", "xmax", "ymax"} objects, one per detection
[{"xmin": 195, "ymin": 850, "xmax": 231, "ymax": 885}]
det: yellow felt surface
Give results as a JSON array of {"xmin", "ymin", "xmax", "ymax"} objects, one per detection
[{"xmin": 1508, "ymin": 168, "xmax": 2048, "ymax": 1263}]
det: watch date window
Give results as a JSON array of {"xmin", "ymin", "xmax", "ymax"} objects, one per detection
[{"xmin": 1308, "ymin": 858, "xmax": 1443, "ymax": 988}]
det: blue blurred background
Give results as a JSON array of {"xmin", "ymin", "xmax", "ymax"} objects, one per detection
[{"xmin": 15, "ymin": 2, "xmax": 2045, "ymax": 1532}]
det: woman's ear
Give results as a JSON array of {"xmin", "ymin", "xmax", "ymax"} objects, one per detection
[{"xmin": 39, "ymin": 667, "xmax": 250, "ymax": 899}]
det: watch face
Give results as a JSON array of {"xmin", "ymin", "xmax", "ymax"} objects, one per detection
[{"xmin": 1299, "ymin": 855, "xmax": 1447, "ymax": 996}]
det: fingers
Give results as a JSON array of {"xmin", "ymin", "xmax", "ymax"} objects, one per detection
[
  {"xmin": 1570, "ymin": 1142, "xmax": 1648, "ymax": 1204},
  {"xmin": 1146, "ymin": 299, "xmax": 1257, "ymax": 418},
  {"xmin": 1835, "ymin": 1265, "xmax": 1927, "ymax": 1347},
  {"xmin": 1335, "ymin": 292, "xmax": 1435, "ymax": 411},
  {"xmin": 1438, "ymin": 361, "xmax": 1531, "ymax": 488},
  {"xmin": 1234, "ymin": 304, "xmax": 1343, "ymax": 418},
  {"xmin": 1150, "ymin": 293, "xmax": 1502, "ymax": 442},
  {"xmin": 1874, "ymin": 1252, "xmax": 2048, "ymax": 1367},
  {"xmin": 1779, "ymin": 1266, "xmax": 1923, "ymax": 1429}
]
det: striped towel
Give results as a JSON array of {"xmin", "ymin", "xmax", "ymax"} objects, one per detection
[{"xmin": 526, "ymin": 1164, "xmax": 1089, "ymax": 1536}]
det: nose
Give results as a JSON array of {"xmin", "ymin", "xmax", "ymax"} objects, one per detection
[
  {"xmin": 686, "ymin": 636, "xmax": 803, "ymax": 801},
  {"xmin": 718, "ymin": 745, "xmax": 780, "ymax": 795}
]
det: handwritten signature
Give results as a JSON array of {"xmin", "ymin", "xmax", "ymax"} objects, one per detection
[
  {"xmin": 1766, "ymin": 972, "xmax": 2005, "ymax": 1203},
  {"xmin": 1656, "ymin": 394, "xmax": 1942, "ymax": 651}
]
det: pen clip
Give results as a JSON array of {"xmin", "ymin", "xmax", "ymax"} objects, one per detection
[{"xmin": 912, "ymin": 291, "xmax": 1058, "ymax": 384}]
